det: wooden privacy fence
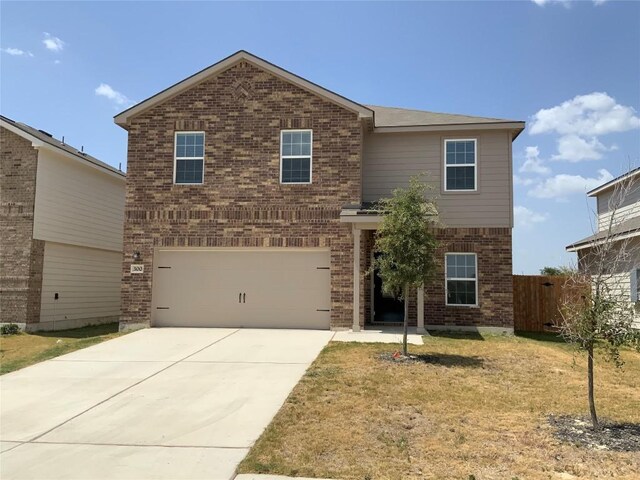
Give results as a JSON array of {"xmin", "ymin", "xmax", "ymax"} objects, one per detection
[{"xmin": 513, "ymin": 275, "xmax": 588, "ymax": 333}]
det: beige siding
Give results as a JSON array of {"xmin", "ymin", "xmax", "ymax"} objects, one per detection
[
  {"xmin": 363, "ymin": 130, "xmax": 512, "ymax": 227},
  {"xmin": 39, "ymin": 242, "xmax": 122, "ymax": 329},
  {"xmin": 596, "ymin": 179, "xmax": 640, "ymax": 231},
  {"xmin": 33, "ymin": 148, "xmax": 125, "ymax": 252}
]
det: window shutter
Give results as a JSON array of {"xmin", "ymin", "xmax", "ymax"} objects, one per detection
[{"xmin": 630, "ymin": 269, "xmax": 638, "ymax": 302}]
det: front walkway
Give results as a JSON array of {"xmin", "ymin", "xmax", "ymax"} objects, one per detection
[
  {"xmin": 0, "ymin": 328, "xmax": 334, "ymax": 480},
  {"xmin": 333, "ymin": 326, "xmax": 425, "ymax": 345}
]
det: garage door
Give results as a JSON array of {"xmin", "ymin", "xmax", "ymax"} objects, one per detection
[{"xmin": 151, "ymin": 249, "xmax": 331, "ymax": 329}]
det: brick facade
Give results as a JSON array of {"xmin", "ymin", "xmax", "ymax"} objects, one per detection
[
  {"xmin": 0, "ymin": 127, "xmax": 43, "ymax": 325},
  {"xmin": 121, "ymin": 61, "xmax": 362, "ymax": 329},
  {"xmin": 363, "ymin": 227, "xmax": 513, "ymax": 329}
]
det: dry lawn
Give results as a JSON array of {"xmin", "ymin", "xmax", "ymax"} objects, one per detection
[
  {"xmin": 0, "ymin": 323, "xmax": 123, "ymax": 375},
  {"xmin": 239, "ymin": 333, "xmax": 640, "ymax": 480}
]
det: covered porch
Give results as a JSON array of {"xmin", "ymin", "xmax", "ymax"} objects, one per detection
[{"xmin": 340, "ymin": 204, "xmax": 426, "ymax": 333}]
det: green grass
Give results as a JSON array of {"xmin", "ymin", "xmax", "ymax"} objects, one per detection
[{"xmin": 0, "ymin": 323, "xmax": 123, "ymax": 375}]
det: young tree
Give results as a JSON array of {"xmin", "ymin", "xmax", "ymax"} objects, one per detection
[
  {"xmin": 372, "ymin": 175, "xmax": 440, "ymax": 356},
  {"xmin": 560, "ymin": 172, "xmax": 640, "ymax": 430}
]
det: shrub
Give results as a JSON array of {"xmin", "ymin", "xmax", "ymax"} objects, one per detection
[{"xmin": 1, "ymin": 323, "xmax": 21, "ymax": 335}]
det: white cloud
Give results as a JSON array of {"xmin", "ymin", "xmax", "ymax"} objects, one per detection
[
  {"xmin": 2, "ymin": 47, "xmax": 33, "ymax": 57},
  {"xmin": 528, "ymin": 169, "xmax": 614, "ymax": 200},
  {"xmin": 530, "ymin": 92, "xmax": 640, "ymax": 137},
  {"xmin": 520, "ymin": 146, "xmax": 551, "ymax": 175},
  {"xmin": 514, "ymin": 206, "xmax": 548, "ymax": 229},
  {"xmin": 43, "ymin": 33, "xmax": 65, "ymax": 52},
  {"xmin": 529, "ymin": 92, "xmax": 640, "ymax": 162},
  {"xmin": 530, "ymin": 0, "xmax": 572, "ymax": 7},
  {"xmin": 95, "ymin": 83, "xmax": 131, "ymax": 106},
  {"xmin": 551, "ymin": 134, "xmax": 612, "ymax": 162},
  {"xmin": 531, "ymin": 0, "xmax": 607, "ymax": 6}
]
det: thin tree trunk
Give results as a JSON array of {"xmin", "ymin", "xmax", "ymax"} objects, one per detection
[
  {"xmin": 587, "ymin": 344, "xmax": 599, "ymax": 430},
  {"xmin": 403, "ymin": 285, "xmax": 409, "ymax": 356}
]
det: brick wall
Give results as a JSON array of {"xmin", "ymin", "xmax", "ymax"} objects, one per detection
[
  {"xmin": 364, "ymin": 227, "xmax": 513, "ymax": 329},
  {"xmin": 0, "ymin": 127, "xmax": 43, "ymax": 325},
  {"xmin": 121, "ymin": 61, "xmax": 362, "ymax": 329}
]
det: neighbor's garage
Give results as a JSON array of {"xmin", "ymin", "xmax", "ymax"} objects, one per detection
[{"xmin": 151, "ymin": 249, "xmax": 331, "ymax": 329}]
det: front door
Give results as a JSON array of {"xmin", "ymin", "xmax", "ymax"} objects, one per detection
[{"xmin": 372, "ymin": 258, "xmax": 405, "ymax": 323}]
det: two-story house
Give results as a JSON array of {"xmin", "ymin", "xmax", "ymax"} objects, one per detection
[
  {"xmin": 1, "ymin": 115, "xmax": 125, "ymax": 331},
  {"xmin": 566, "ymin": 168, "xmax": 640, "ymax": 328},
  {"xmin": 114, "ymin": 51, "xmax": 524, "ymax": 334}
]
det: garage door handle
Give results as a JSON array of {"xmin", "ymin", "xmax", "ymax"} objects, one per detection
[
  {"xmin": 239, "ymin": 293, "xmax": 242, "ymax": 303},
  {"xmin": 243, "ymin": 293, "xmax": 246, "ymax": 303}
]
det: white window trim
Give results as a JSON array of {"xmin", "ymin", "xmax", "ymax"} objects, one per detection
[
  {"xmin": 280, "ymin": 129, "xmax": 313, "ymax": 184},
  {"xmin": 443, "ymin": 138, "xmax": 477, "ymax": 192},
  {"xmin": 445, "ymin": 252, "xmax": 479, "ymax": 307},
  {"xmin": 174, "ymin": 131, "xmax": 205, "ymax": 185}
]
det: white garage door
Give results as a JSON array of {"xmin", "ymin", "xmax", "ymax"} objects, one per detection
[{"xmin": 151, "ymin": 249, "xmax": 331, "ymax": 329}]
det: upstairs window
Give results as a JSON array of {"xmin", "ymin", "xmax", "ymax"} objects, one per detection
[
  {"xmin": 174, "ymin": 132, "xmax": 204, "ymax": 184},
  {"xmin": 281, "ymin": 130, "xmax": 312, "ymax": 184},
  {"xmin": 446, "ymin": 253, "xmax": 478, "ymax": 306},
  {"xmin": 631, "ymin": 268, "xmax": 640, "ymax": 302},
  {"xmin": 444, "ymin": 139, "xmax": 476, "ymax": 191}
]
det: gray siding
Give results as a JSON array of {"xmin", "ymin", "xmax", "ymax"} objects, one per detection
[{"xmin": 363, "ymin": 130, "xmax": 512, "ymax": 227}]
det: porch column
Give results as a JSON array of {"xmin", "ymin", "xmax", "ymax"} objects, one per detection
[
  {"xmin": 417, "ymin": 285, "xmax": 426, "ymax": 333},
  {"xmin": 352, "ymin": 226, "xmax": 361, "ymax": 332}
]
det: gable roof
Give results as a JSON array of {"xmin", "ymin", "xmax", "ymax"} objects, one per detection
[
  {"xmin": 1, "ymin": 115, "xmax": 125, "ymax": 179},
  {"xmin": 587, "ymin": 167, "xmax": 640, "ymax": 197},
  {"xmin": 114, "ymin": 50, "xmax": 525, "ymax": 138},
  {"xmin": 114, "ymin": 50, "xmax": 374, "ymax": 128}
]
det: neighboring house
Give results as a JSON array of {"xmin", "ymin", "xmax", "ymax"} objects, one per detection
[
  {"xmin": 114, "ymin": 50, "xmax": 524, "ymax": 333},
  {"xmin": 566, "ymin": 168, "xmax": 640, "ymax": 328},
  {"xmin": 0, "ymin": 116, "xmax": 126, "ymax": 331}
]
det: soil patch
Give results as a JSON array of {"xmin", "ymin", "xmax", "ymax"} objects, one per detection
[
  {"xmin": 549, "ymin": 415, "xmax": 640, "ymax": 452},
  {"xmin": 377, "ymin": 351, "xmax": 484, "ymax": 368}
]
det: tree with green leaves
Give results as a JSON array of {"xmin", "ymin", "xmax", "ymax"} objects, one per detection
[
  {"xmin": 372, "ymin": 175, "xmax": 440, "ymax": 356},
  {"xmin": 540, "ymin": 265, "xmax": 575, "ymax": 276}
]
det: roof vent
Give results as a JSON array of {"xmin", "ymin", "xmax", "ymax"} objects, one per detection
[{"xmin": 38, "ymin": 129, "xmax": 53, "ymax": 138}]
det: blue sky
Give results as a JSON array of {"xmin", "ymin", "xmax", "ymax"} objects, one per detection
[{"xmin": 2, "ymin": 1, "xmax": 639, "ymax": 274}]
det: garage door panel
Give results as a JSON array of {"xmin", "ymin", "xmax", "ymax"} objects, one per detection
[{"xmin": 151, "ymin": 249, "xmax": 331, "ymax": 329}]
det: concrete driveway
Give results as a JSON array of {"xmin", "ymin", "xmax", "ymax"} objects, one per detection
[{"xmin": 0, "ymin": 328, "xmax": 334, "ymax": 480}]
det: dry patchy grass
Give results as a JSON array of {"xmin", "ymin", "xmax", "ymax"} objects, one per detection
[
  {"xmin": 0, "ymin": 323, "xmax": 123, "ymax": 375},
  {"xmin": 239, "ymin": 333, "xmax": 640, "ymax": 480}
]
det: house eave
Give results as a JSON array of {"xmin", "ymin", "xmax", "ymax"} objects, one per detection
[
  {"xmin": 1, "ymin": 118, "xmax": 125, "ymax": 180},
  {"xmin": 566, "ymin": 230, "xmax": 640, "ymax": 252},
  {"xmin": 372, "ymin": 121, "xmax": 525, "ymax": 136},
  {"xmin": 586, "ymin": 167, "xmax": 640, "ymax": 197}
]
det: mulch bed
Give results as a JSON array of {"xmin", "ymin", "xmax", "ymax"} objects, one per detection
[
  {"xmin": 377, "ymin": 351, "xmax": 484, "ymax": 368},
  {"xmin": 548, "ymin": 415, "xmax": 640, "ymax": 452},
  {"xmin": 378, "ymin": 352, "xmax": 435, "ymax": 364}
]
